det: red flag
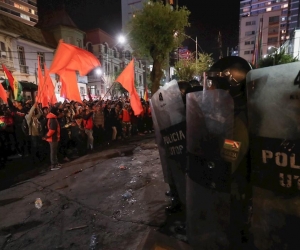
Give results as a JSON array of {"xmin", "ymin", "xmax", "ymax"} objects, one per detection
[
  {"xmin": 60, "ymin": 69, "xmax": 83, "ymax": 103},
  {"xmin": 49, "ymin": 40, "xmax": 101, "ymax": 103},
  {"xmin": 2, "ymin": 64, "xmax": 14, "ymax": 92},
  {"xmin": 115, "ymin": 59, "xmax": 143, "ymax": 115},
  {"xmin": 60, "ymin": 79, "xmax": 67, "ymax": 98},
  {"xmin": 36, "ymin": 57, "xmax": 44, "ymax": 103},
  {"xmin": 44, "ymin": 64, "xmax": 57, "ymax": 104},
  {"xmin": 0, "ymin": 82, "xmax": 7, "ymax": 103}
]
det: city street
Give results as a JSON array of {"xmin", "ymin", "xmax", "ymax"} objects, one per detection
[{"xmin": 0, "ymin": 135, "xmax": 190, "ymax": 250}]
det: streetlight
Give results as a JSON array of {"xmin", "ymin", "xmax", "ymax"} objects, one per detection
[
  {"xmin": 95, "ymin": 68, "xmax": 102, "ymax": 75},
  {"xmin": 117, "ymin": 35, "xmax": 126, "ymax": 45},
  {"xmin": 268, "ymin": 46, "xmax": 278, "ymax": 65}
]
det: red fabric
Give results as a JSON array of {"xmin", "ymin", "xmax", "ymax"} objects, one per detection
[
  {"xmin": 2, "ymin": 64, "xmax": 14, "ymax": 92},
  {"xmin": 44, "ymin": 64, "xmax": 57, "ymax": 104},
  {"xmin": 60, "ymin": 69, "xmax": 82, "ymax": 103},
  {"xmin": 122, "ymin": 109, "xmax": 130, "ymax": 122},
  {"xmin": 0, "ymin": 81, "xmax": 7, "ymax": 103},
  {"xmin": 46, "ymin": 113, "xmax": 60, "ymax": 142},
  {"xmin": 60, "ymin": 79, "xmax": 67, "ymax": 98},
  {"xmin": 84, "ymin": 116, "xmax": 93, "ymax": 130},
  {"xmin": 115, "ymin": 60, "xmax": 143, "ymax": 116},
  {"xmin": 49, "ymin": 40, "xmax": 101, "ymax": 104}
]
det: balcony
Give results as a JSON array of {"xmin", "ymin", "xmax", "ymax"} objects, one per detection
[
  {"xmin": 20, "ymin": 65, "xmax": 29, "ymax": 74},
  {"xmin": 0, "ymin": 58, "xmax": 14, "ymax": 69}
]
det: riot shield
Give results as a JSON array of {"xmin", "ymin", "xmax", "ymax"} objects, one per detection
[
  {"xmin": 186, "ymin": 56, "xmax": 252, "ymax": 249},
  {"xmin": 247, "ymin": 62, "xmax": 300, "ymax": 250},
  {"xmin": 186, "ymin": 89, "xmax": 234, "ymax": 249},
  {"xmin": 149, "ymin": 99, "xmax": 169, "ymax": 183},
  {"xmin": 151, "ymin": 80, "xmax": 187, "ymax": 205}
]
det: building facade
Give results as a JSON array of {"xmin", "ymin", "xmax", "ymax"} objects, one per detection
[
  {"xmin": 121, "ymin": 0, "xmax": 148, "ymax": 30},
  {"xmin": 0, "ymin": 0, "xmax": 38, "ymax": 26},
  {"xmin": 0, "ymin": 13, "xmax": 55, "ymax": 101},
  {"xmin": 239, "ymin": 10, "xmax": 282, "ymax": 62},
  {"xmin": 239, "ymin": 0, "xmax": 300, "ymax": 62},
  {"xmin": 85, "ymin": 28, "xmax": 145, "ymax": 99}
]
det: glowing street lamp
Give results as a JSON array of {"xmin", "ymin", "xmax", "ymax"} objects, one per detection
[
  {"xmin": 117, "ymin": 35, "xmax": 126, "ymax": 45},
  {"xmin": 95, "ymin": 68, "xmax": 102, "ymax": 75}
]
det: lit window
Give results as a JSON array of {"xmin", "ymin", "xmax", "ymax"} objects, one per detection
[
  {"xmin": 282, "ymin": 30, "xmax": 286, "ymax": 33},
  {"xmin": 266, "ymin": 7, "xmax": 271, "ymax": 11},
  {"xmin": 281, "ymin": 36, "xmax": 285, "ymax": 40},
  {"xmin": 20, "ymin": 13, "xmax": 30, "ymax": 21},
  {"xmin": 286, "ymin": 36, "xmax": 290, "ymax": 39},
  {"xmin": 283, "ymin": 4, "xmax": 288, "ymax": 8},
  {"xmin": 267, "ymin": 1, "xmax": 271, "ymax": 5},
  {"xmin": 281, "ymin": 17, "xmax": 286, "ymax": 21}
]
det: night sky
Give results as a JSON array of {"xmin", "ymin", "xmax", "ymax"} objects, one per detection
[{"xmin": 37, "ymin": 0, "xmax": 240, "ymax": 59}]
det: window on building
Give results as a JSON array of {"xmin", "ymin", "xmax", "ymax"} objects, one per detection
[
  {"xmin": 20, "ymin": 13, "xmax": 30, "ymax": 21},
  {"xmin": 8, "ymin": 47, "xmax": 12, "ymax": 60},
  {"xmin": 269, "ymin": 16, "xmax": 280, "ymax": 23},
  {"xmin": 139, "ymin": 75, "xmax": 142, "ymax": 85},
  {"xmin": 76, "ymin": 39, "xmax": 82, "ymax": 48},
  {"xmin": 37, "ymin": 52, "xmax": 45, "ymax": 69},
  {"xmin": 0, "ymin": 42, "xmax": 6, "ymax": 58},
  {"xmin": 90, "ymin": 85, "xmax": 95, "ymax": 95},
  {"xmin": 245, "ymin": 31, "xmax": 255, "ymax": 36},
  {"xmin": 245, "ymin": 41, "xmax": 251, "ymax": 45},
  {"xmin": 18, "ymin": 46, "xmax": 28, "ymax": 73},
  {"xmin": 246, "ymin": 21, "xmax": 256, "ymax": 26},
  {"xmin": 268, "ymin": 37, "xmax": 278, "ymax": 43},
  {"xmin": 80, "ymin": 87, "xmax": 85, "ymax": 95},
  {"xmin": 281, "ymin": 17, "xmax": 286, "ymax": 21},
  {"xmin": 282, "ymin": 4, "xmax": 288, "ymax": 8},
  {"xmin": 125, "ymin": 51, "xmax": 131, "ymax": 60},
  {"xmin": 244, "ymin": 51, "xmax": 251, "ymax": 55},
  {"xmin": 266, "ymin": 7, "xmax": 271, "ymax": 11},
  {"xmin": 268, "ymin": 26, "xmax": 279, "ymax": 34},
  {"xmin": 87, "ymin": 43, "xmax": 93, "ymax": 53},
  {"xmin": 114, "ymin": 66, "xmax": 118, "ymax": 73},
  {"xmin": 282, "ymin": 29, "xmax": 286, "ymax": 33},
  {"xmin": 18, "ymin": 46, "xmax": 26, "ymax": 65}
]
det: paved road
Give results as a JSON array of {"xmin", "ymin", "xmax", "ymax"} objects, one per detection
[{"xmin": 0, "ymin": 135, "xmax": 190, "ymax": 249}]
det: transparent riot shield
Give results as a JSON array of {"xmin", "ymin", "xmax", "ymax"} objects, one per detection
[
  {"xmin": 247, "ymin": 62, "xmax": 300, "ymax": 250},
  {"xmin": 149, "ymin": 99, "xmax": 169, "ymax": 183},
  {"xmin": 151, "ymin": 80, "xmax": 187, "ymax": 204},
  {"xmin": 186, "ymin": 89, "xmax": 235, "ymax": 249}
]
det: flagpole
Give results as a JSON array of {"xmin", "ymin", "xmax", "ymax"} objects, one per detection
[{"xmin": 102, "ymin": 81, "xmax": 117, "ymax": 100}]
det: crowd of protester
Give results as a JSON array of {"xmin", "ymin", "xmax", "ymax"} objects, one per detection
[{"xmin": 0, "ymin": 96, "xmax": 153, "ymax": 170}]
